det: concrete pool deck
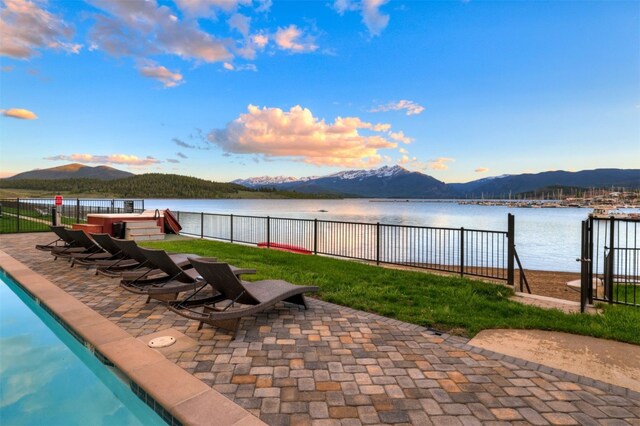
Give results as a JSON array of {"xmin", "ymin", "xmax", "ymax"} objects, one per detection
[{"xmin": 0, "ymin": 232, "xmax": 639, "ymax": 425}]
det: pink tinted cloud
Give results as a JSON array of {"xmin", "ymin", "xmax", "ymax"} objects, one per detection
[
  {"xmin": 0, "ymin": 0, "xmax": 81, "ymax": 59},
  {"xmin": 87, "ymin": 0, "xmax": 231, "ymax": 63},
  {"xmin": 45, "ymin": 153, "xmax": 160, "ymax": 166},
  {"xmin": 138, "ymin": 63, "xmax": 183, "ymax": 87},
  {"xmin": 2, "ymin": 108, "xmax": 37, "ymax": 119},
  {"xmin": 371, "ymin": 99, "xmax": 424, "ymax": 116},
  {"xmin": 208, "ymin": 104, "xmax": 399, "ymax": 167},
  {"xmin": 274, "ymin": 25, "xmax": 317, "ymax": 53}
]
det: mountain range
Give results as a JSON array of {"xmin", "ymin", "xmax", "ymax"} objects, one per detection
[
  {"xmin": 6, "ymin": 163, "xmax": 134, "ymax": 180},
  {"xmin": 5, "ymin": 164, "xmax": 639, "ymax": 199},
  {"xmin": 234, "ymin": 166, "xmax": 640, "ymax": 198}
]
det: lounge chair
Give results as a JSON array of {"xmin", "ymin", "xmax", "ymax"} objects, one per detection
[
  {"xmin": 50, "ymin": 229, "xmax": 103, "ymax": 260},
  {"xmin": 168, "ymin": 258, "xmax": 318, "ymax": 337},
  {"xmin": 120, "ymin": 247, "xmax": 256, "ymax": 303},
  {"xmin": 71, "ymin": 233, "xmax": 139, "ymax": 269},
  {"xmin": 35, "ymin": 226, "xmax": 73, "ymax": 251},
  {"xmin": 100, "ymin": 238, "xmax": 194, "ymax": 281}
]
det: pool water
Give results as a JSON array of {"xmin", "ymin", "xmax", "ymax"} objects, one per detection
[{"xmin": 0, "ymin": 272, "xmax": 165, "ymax": 425}]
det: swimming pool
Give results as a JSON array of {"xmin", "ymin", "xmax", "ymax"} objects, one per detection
[{"xmin": 0, "ymin": 271, "xmax": 166, "ymax": 425}]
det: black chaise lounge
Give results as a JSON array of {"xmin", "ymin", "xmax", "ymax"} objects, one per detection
[
  {"xmin": 120, "ymin": 247, "xmax": 256, "ymax": 303},
  {"xmin": 168, "ymin": 258, "xmax": 318, "ymax": 337},
  {"xmin": 101, "ymin": 238, "xmax": 194, "ymax": 282},
  {"xmin": 35, "ymin": 226, "xmax": 74, "ymax": 251},
  {"xmin": 50, "ymin": 229, "xmax": 103, "ymax": 260},
  {"xmin": 71, "ymin": 233, "xmax": 139, "ymax": 268}
]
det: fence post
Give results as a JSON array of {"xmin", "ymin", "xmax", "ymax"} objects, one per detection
[
  {"xmin": 111, "ymin": 199, "xmax": 115, "ymax": 213},
  {"xmin": 16, "ymin": 198, "xmax": 20, "ymax": 233},
  {"xmin": 267, "ymin": 216, "xmax": 271, "ymax": 248},
  {"xmin": 507, "ymin": 214, "xmax": 515, "ymax": 288},
  {"xmin": 460, "ymin": 227, "xmax": 465, "ymax": 278},
  {"xmin": 200, "ymin": 212, "xmax": 204, "ymax": 239},
  {"xmin": 587, "ymin": 217, "xmax": 594, "ymax": 305},
  {"xmin": 376, "ymin": 222, "xmax": 380, "ymax": 265},
  {"xmin": 580, "ymin": 220, "xmax": 589, "ymax": 312},
  {"xmin": 230, "ymin": 214, "xmax": 234, "ymax": 243},
  {"xmin": 313, "ymin": 219, "xmax": 318, "ymax": 255},
  {"xmin": 76, "ymin": 199, "xmax": 80, "ymax": 224},
  {"xmin": 607, "ymin": 217, "xmax": 615, "ymax": 302}
]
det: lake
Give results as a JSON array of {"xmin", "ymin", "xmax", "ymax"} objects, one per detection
[{"xmin": 144, "ymin": 199, "xmax": 639, "ymax": 273}]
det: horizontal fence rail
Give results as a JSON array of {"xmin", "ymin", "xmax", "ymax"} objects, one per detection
[
  {"xmin": 176, "ymin": 210, "xmax": 514, "ymax": 283},
  {"xmin": 0, "ymin": 198, "xmax": 144, "ymax": 234}
]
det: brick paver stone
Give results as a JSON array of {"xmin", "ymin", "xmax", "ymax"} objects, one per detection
[{"xmin": 1, "ymin": 233, "xmax": 639, "ymax": 426}]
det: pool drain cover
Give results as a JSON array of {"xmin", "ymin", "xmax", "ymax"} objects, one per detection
[{"xmin": 148, "ymin": 336, "xmax": 176, "ymax": 348}]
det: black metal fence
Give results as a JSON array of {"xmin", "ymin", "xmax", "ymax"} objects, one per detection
[
  {"xmin": 580, "ymin": 216, "xmax": 640, "ymax": 309},
  {"xmin": 175, "ymin": 210, "xmax": 521, "ymax": 284},
  {"xmin": 0, "ymin": 198, "xmax": 145, "ymax": 234}
]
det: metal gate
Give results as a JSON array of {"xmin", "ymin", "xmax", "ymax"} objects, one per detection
[{"xmin": 580, "ymin": 216, "xmax": 640, "ymax": 311}]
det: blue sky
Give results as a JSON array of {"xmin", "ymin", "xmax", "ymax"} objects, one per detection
[{"xmin": 1, "ymin": 0, "xmax": 638, "ymax": 183}]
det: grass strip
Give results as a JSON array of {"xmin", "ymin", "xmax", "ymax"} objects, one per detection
[{"xmin": 144, "ymin": 238, "xmax": 640, "ymax": 345}]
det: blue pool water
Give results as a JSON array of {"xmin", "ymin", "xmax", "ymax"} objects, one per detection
[{"xmin": 0, "ymin": 271, "xmax": 166, "ymax": 425}]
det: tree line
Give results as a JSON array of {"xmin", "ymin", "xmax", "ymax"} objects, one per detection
[{"xmin": 0, "ymin": 174, "xmax": 337, "ymax": 199}]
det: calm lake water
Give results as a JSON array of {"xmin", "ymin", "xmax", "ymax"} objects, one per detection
[{"xmin": 145, "ymin": 199, "xmax": 640, "ymax": 273}]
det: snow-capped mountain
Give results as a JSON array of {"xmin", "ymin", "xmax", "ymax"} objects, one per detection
[
  {"xmin": 324, "ymin": 165, "xmax": 409, "ymax": 181},
  {"xmin": 232, "ymin": 175, "xmax": 300, "ymax": 188},
  {"xmin": 232, "ymin": 165, "xmax": 454, "ymax": 198}
]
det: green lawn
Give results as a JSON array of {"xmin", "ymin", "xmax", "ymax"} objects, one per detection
[
  {"xmin": 0, "ymin": 214, "xmax": 50, "ymax": 233},
  {"xmin": 143, "ymin": 238, "xmax": 640, "ymax": 345},
  {"xmin": 611, "ymin": 283, "xmax": 640, "ymax": 305}
]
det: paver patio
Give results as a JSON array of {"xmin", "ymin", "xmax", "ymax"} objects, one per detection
[{"xmin": 1, "ymin": 233, "xmax": 639, "ymax": 425}]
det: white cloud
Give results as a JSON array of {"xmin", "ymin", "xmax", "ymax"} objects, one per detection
[
  {"xmin": 87, "ymin": 0, "xmax": 231, "ymax": 63},
  {"xmin": 371, "ymin": 99, "xmax": 425, "ymax": 116},
  {"xmin": 427, "ymin": 157, "xmax": 455, "ymax": 170},
  {"xmin": 208, "ymin": 104, "xmax": 400, "ymax": 167},
  {"xmin": 254, "ymin": 0, "xmax": 272, "ymax": 13},
  {"xmin": 138, "ymin": 62, "xmax": 183, "ymax": 87},
  {"xmin": 388, "ymin": 130, "xmax": 413, "ymax": 144},
  {"xmin": 274, "ymin": 25, "xmax": 318, "ymax": 53},
  {"xmin": 397, "ymin": 156, "xmax": 454, "ymax": 172},
  {"xmin": 333, "ymin": 0, "xmax": 358, "ymax": 14},
  {"xmin": 223, "ymin": 62, "xmax": 235, "ymax": 70},
  {"xmin": 332, "ymin": 0, "xmax": 390, "ymax": 36},
  {"xmin": 44, "ymin": 153, "xmax": 160, "ymax": 166},
  {"xmin": 228, "ymin": 13, "xmax": 250, "ymax": 37},
  {"xmin": 252, "ymin": 33, "xmax": 268, "ymax": 48},
  {"xmin": 475, "ymin": 167, "xmax": 489, "ymax": 173},
  {"xmin": 1, "ymin": 108, "xmax": 37, "ymax": 119},
  {"xmin": 174, "ymin": 0, "xmax": 251, "ymax": 16},
  {"xmin": 362, "ymin": 0, "xmax": 389, "ymax": 36},
  {"xmin": 0, "ymin": 0, "xmax": 81, "ymax": 59}
]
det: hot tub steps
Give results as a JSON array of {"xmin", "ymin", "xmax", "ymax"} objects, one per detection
[{"xmin": 124, "ymin": 221, "xmax": 164, "ymax": 241}]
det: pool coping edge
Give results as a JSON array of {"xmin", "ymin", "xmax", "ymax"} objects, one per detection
[{"xmin": 0, "ymin": 249, "xmax": 266, "ymax": 426}]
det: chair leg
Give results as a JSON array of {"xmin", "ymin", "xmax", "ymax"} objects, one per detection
[
  {"xmin": 283, "ymin": 294, "xmax": 308, "ymax": 309},
  {"xmin": 210, "ymin": 318, "xmax": 242, "ymax": 337},
  {"xmin": 152, "ymin": 293, "xmax": 179, "ymax": 303}
]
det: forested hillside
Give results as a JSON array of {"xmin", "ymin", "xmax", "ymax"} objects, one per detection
[{"xmin": 0, "ymin": 174, "xmax": 335, "ymax": 199}]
